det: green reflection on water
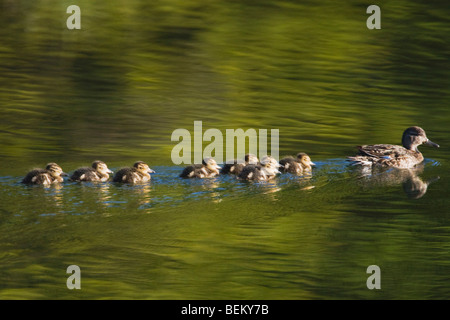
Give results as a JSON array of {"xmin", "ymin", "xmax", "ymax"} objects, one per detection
[{"xmin": 0, "ymin": 0, "xmax": 449, "ymax": 299}]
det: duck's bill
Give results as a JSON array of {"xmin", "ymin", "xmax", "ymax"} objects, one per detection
[
  {"xmin": 310, "ymin": 162, "xmax": 317, "ymax": 166},
  {"xmin": 60, "ymin": 172, "xmax": 68, "ymax": 176},
  {"xmin": 424, "ymin": 139, "xmax": 440, "ymax": 148},
  {"xmin": 107, "ymin": 169, "xmax": 114, "ymax": 174},
  {"xmin": 148, "ymin": 169, "xmax": 156, "ymax": 173}
]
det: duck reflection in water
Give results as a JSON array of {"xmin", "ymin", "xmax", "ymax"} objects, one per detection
[
  {"xmin": 402, "ymin": 171, "xmax": 440, "ymax": 199},
  {"xmin": 352, "ymin": 164, "xmax": 439, "ymax": 199}
]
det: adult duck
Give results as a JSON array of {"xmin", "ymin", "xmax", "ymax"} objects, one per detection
[{"xmin": 347, "ymin": 126, "xmax": 439, "ymax": 169}]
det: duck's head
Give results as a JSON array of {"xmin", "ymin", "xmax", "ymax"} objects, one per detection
[
  {"xmin": 92, "ymin": 160, "xmax": 113, "ymax": 175},
  {"xmin": 245, "ymin": 154, "xmax": 259, "ymax": 165},
  {"xmin": 296, "ymin": 153, "xmax": 316, "ymax": 169},
  {"xmin": 260, "ymin": 155, "xmax": 281, "ymax": 173},
  {"xmin": 45, "ymin": 163, "xmax": 67, "ymax": 178},
  {"xmin": 202, "ymin": 157, "xmax": 221, "ymax": 174},
  {"xmin": 402, "ymin": 126, "xmax": 439, "ymax": 151},
  {"xmin": 133, "ymin": 161, "xmax": 155, "ymax": 175}
]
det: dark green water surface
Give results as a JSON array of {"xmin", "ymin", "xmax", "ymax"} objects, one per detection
[{"xmin": 0, "ymin": 0, "xmax": 449, "ymax": 299}]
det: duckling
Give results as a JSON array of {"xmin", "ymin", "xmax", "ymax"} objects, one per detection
[
  {"xmin": 279, "ymin": 153, "xmax": 315, "ymax": 175},
  {"xmin": 221, "ymin": 154, "xmax": 259, "ymax": 175},
  {"xmin": 113, "ymin": 161, "xmax": 155, "ymax": 183},
  {"xmin": 70, "ymin": 160, "xmax": 113, "ymax": 182},
  {"xmin": 238, "ymin": 155, "xmax": 280, "ymax": 181},
  {"xmin": 348, "ymin": 126, "xmax": 440, "ymax": 169},
  {"xmin": 180, "ymin": 157, "xmax": 221, "ymax": 178},
  {"xmin": 22, "ymin": 163, "xmax": 67, "ymax": 185}
]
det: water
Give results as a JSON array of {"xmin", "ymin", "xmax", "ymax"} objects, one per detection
[{"xmin": 0, "ymin": 0, "xmax": 450, "ymax": 300}]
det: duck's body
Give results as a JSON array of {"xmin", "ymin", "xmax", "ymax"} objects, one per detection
[
  {"xmin": 348, "ymin": 127, "xmax": 439, "ymax": 169},
  {"xmin": 279, "ymin": 153, "xmax": 315, "ymax": 175},
  {"xmin": 180, "ymin": 157, "xmax": 221, "ymax": 178},
  {"xmin": 221, "ymin": 154, "xmax": 259, "ymax": 176},
  {"xmin": 22, "ymin": 163, "xmax": 67, "ymax": 185},
  {"xmin": 113, "ymin": 161, "xmax": 155, "ymax": 183},
  {"xmin": 238, "ymin": 156, "xmax": 280, "ymax": 181},
  {"xmin": 70, "ymin": 161, "xmax": 113, "ymax": 182}
]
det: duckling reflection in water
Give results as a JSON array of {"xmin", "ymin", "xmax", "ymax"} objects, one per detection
[
  {"xmin": 279, "ymin": 153, "xmax": 315, "ymax": 175},
  {"xmin": 113, "ymin": 161, "xmax": 155, "ymax": 183},
  {"xmin": 22, "ymin": 163, "xmax": 67, "ymax": 185},
  {"xmin": 180, "ymin": 157, "xmax": 221, "ymax": 178},
  {"xmin": 348, "ymin": 126, "xmax": 439, "ymax": 169},
  {"xmin": 70, "ymin": 160, "xmax": 113, "ymax": 182},
  {"xmin": 221, "ymin": 154, "xmax": 259, "ymax": 176},
  {"xmin": 238, "ymin": 155, "xmax": 280, "ymax": 181}
]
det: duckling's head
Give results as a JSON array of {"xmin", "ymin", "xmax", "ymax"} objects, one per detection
[
  {"xmin": 202, "ymin": 157, "xmax": 221, "ymax": 174},
  {"xmin": 402, "ymin": 126, "xmax": 439, "ymax": 151},
  {"xmin": 260, "ymin": 155, "xmax": 281, "ymax": 173},
  {"xmin": 133, "ymin": 161, "xmax": 155, "ymax": 175},
  {"xmin": 296, "ymin": 153, "xmax": 316, "ymax": 169},
  {"xmin": 92, "ymin": 160, "xmax": 113, "ymax": 175},
  {"xmin": 45, "ymin": 163, "xmax": 67, "ymax": 178},
  {"xmin": 245, "ymin": 154, "xmax": 259, "ymax": 165}
]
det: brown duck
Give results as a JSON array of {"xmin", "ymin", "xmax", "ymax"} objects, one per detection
[
  {"xmin": 113, "ymin": 161, "xmax": 155, "ymax": 183},
  {"xmin": 22, "ymin": 163, "xmax": 67, "ymax": 185},
  {"xmin": 348, "ymin": 126, "xmax": 439, "ymax": 169},
  {"xmin": 221, "ymin": 154, "xmax": 259, "ymax": 175},
  {"xmin": 70, "ymin": 160, "xmax": 113, "ymax": 182},
  {"xmin": 180, "ymin": 157, "xmax": 221, "ymax": 179},
  {"xmin": 279, "ymin": 153, "xmax": 315, "ymax": 175},
  {"xmin": 238, "ymin": 155, "xmax": 281, "ymax": 181}
]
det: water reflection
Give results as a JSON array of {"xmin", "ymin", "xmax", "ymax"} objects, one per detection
[
  {"xmin": 352, "ymin": 164, "xmax": 440, "ymax": 199},
  {"xmin": 402, "ymin": 174, "xmax": 440, "ymax": 200},
  {"xmin": 0, "ymin": 0, "xmax": 449, "ymax": 300},
  {"xmin": 107, "ymin": 182, "xmax": 153, "ymax": 213},
  {"xmin": 131, "ymin": 183, "xmax": 153, "ymax": 212},
  {"xmin": 236, "ymin": 179, "xmax": 281, "ymax": 202},
  {"xmin": 23, "ymin": 182, "xmax": 65, "ymax": 211},
  {"xmin": 179, "ymin": 177, "xmax": 224, "ymax": 203},
  {"xmin": 201, "ymin": 180, "xmax": 223, "ymax": 203},
  {"xmin": 76, "ymin": 181, "xmax": 113, "ymax": 208}
]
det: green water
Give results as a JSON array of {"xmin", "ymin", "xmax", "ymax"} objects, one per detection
[{"xmin": 0, "ymin": 0, "xmax": 449, "ymax": 300}]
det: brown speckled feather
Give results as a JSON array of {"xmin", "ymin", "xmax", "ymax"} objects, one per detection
[{"xmin": 351, "ymin": 144, "xmax": 424, "ymax": 169}]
